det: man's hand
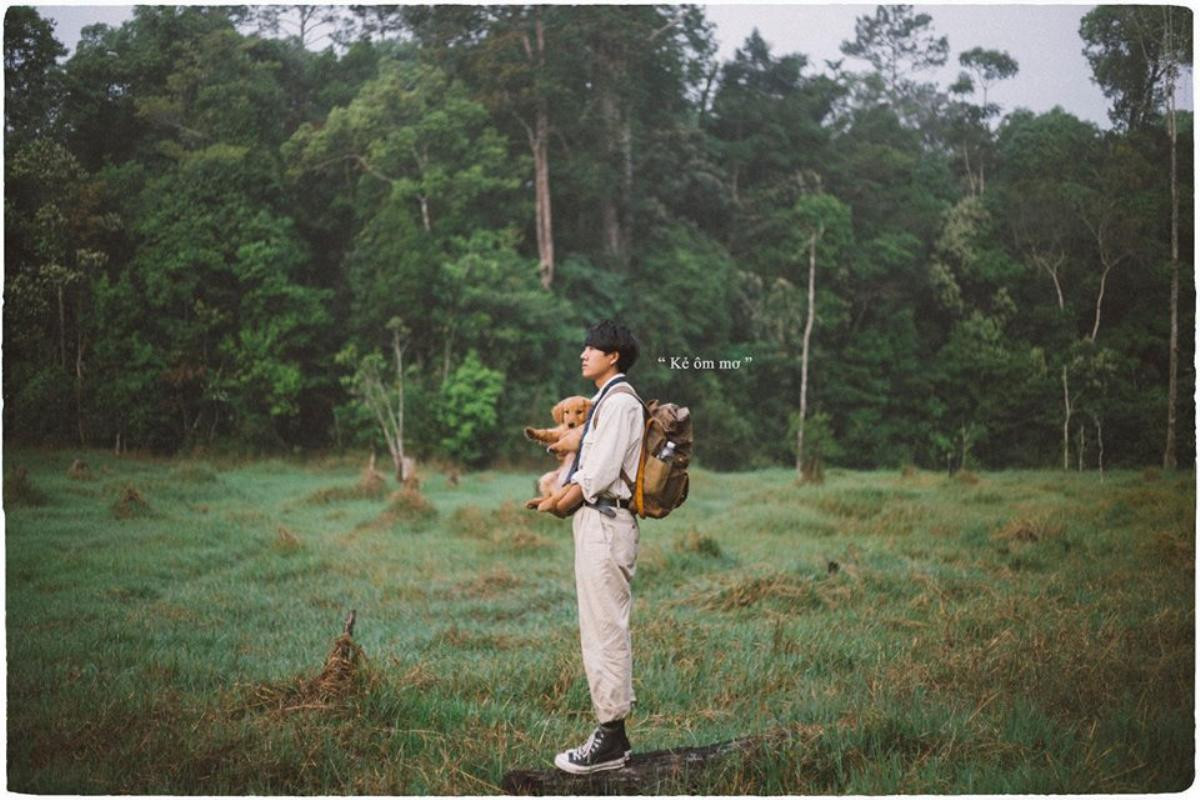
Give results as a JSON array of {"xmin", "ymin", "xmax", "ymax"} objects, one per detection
[{"xmin": 551, "ymin": 483, "xmax": 584, "ymax": 518}]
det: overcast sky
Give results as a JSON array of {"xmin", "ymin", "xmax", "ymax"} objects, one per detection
[{"xmin": 32, "ymin": 3, "xmax": 1197, "ymax": 129}]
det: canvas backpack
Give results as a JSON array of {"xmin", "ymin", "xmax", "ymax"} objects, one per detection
[{"xmin": 594, "ymin": 383, "xmax": 692, "ymax": 519}]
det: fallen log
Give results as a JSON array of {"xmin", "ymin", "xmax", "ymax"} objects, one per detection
[{"xmin": 501, "ymin": 730, "xmax": 788, "ymax": 795}]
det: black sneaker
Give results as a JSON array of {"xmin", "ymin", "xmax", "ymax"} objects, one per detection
[{"xmin": 553, "ymin": 725, "xmax": 632, "ymax": 775}]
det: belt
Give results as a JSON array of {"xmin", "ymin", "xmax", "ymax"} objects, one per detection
[{"xmin": 585, "ymin": 496, "xmax": 630, "ymax": 517}]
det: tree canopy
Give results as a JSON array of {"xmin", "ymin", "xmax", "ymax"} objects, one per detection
[{"xmin": 3, "ymin": 4, "xmax": 1192, "ymax": 472}]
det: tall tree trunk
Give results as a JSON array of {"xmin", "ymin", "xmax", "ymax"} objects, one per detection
[
  {"xmin": 391, "ymin": 328, "xmax": 407, "ymax": 482},
  {"xmin": 797, "ymin": 231, "xmax": 818, "ymax": 478},
  {"xmin": 618, "ymin": 105, "xmax": 633, "ymax": 263},
  {"xmin": 594, "ymin": 24, "xmax": 634, "ymax": 269},
  {"xmin": 1061, "ymin": 366, "xmax": 1072, "ymax": 470},
  {"xmin": 960, "ymin": 423, "xmax": 970, "ymax": 471},
  {"xmin": 1093, "ymin": 413, "xmax": 1104, "ymax": 478},
  {"xmin": 75, "ymin": 326, "xmax": 85, "ymax": 446},
  {"xmin": 522, "ymin": 10, "xmax": 555, "ymax": 289},
  {"xmin": 1164, "ymin": 11, "xmax": 1180, "ymax": 469},
  {"xmin": 1090, "ymin": 259, "xmax": 1114, "ymax": 343},
  {"xmin": 57, "ymin": 283, "xmax": 66, "ymax": 368},
  {"xmin": 598, "ymin": 78, "xmax": 630, "ymax": 266},
  {"xmin": 532, "ymin": 105, "xmax": 554, "ymax": 288}
]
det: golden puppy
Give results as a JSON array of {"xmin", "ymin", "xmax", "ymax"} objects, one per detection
[{"xmin": 523, "ymin": 395, "xmax": 591, "ymax": 509}]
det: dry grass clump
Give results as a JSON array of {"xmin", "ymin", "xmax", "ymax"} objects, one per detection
[
  {"xmin": 675, "ymin": 529, "xmax": 723, "ymax": 558},
  {"xmin": 111, "ymin": 484, "xmax": 150, "ymax": 518},
  {"xmin": 954, "ymin": 470, "xmax": 981, "ymax": 485},
  {"xmin": 358, "ymin": 468, "xmax": 386, "ymax": 496},
  {"xmin": 447, "ymin": 502, "xmax": 554, "ymax": 550},
  {"xmin": 1147, "ymin": 528, "xmax": 1194, "ymax": 567},
  {"xmin": 5, "ymin": 467, "xmax": 49, "ymax": 507},
  {"xmin": 67, "ymin": 459, "xmax": 93, "ymax": 480},
  {"xmin": 274, "ymin": 526, "xmax": 302, "ymax": 551},
  {"xmin": 448, "ymin": 504, "xmax": 490, "ymax": 538},
  {"xmin": 304, "ymin": 453, "xmax": 389, "ymax": 504},
  {"xmin": 502, "ymin": 528, "xmax": 552, "ymax": 551},
  {"xmin": 900, "ymin": 463, "xmax": 918, "ymax": 477},
  {"xmin": 304, "ymin": 478, "xmax": 386, "ymax": 505},
  {"xmin": 245, "ymin": 613, "xmax": 371, "ymax": 714},
  {"xmin": 359, "ymin": 487, "xmax": 438, "ymax": 532},
  {"xmin": 686, "ymin": 567, "xmax": 863, "ymax": 614},
  {"xmin": 1117, "ymin": 485, "xmax": 1180, "ymax": 513},
  {"xmin": 304, "ymin": 484, "xmax": 372, "ymax": 504},
  {"xmin": 993, "ymin": 512, "xmax": 1064, "ymax": 544},
  {"xmin": 433, "ymin": 624, "xmax": 516, "ymax": 651},
  {"xmin": 460, "ymin": 565, "xmax": 522, "ymax": 598},
  {"xmin": 690, "ymin": 572, "xmax": 822, "ymax": 613},
  {"xmin": 384, "ymin": 487, "xmax": 435, "ymax": 518},
  {"xmin": 812, "ymin": 488, "xmax": 889, "ymax": 520},
  {"xmin": 1142, "ymin": 467, "xmax": 1161, "ymax": 482}
]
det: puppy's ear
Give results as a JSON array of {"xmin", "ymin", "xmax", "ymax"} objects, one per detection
[{"xmin": 552, "ymin": 400, "xmax": 566, "ymax": 425}]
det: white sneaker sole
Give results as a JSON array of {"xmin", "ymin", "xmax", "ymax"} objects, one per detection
[{"xmin": 553, "ymin": 750, "xmax": 632, "ymax": 775}]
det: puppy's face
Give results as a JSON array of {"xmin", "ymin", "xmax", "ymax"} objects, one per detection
[{"xmin": 558, "ymin": 396, "xmax": 591, "ymax": 429}]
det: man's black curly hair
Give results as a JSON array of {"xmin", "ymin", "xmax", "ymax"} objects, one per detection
[{"xmin": 584, "ymin": 319, "xmax": 640, "ymax": 373}]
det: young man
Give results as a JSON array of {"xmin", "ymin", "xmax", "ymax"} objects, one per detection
[{"xmin": 542, "ymin": 320, "xmax": 644, "ymax": 775}]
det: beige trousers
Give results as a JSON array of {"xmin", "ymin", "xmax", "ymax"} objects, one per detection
[{"xmin": 572, "ymin": 504, "xmax": 639, "ymax": 724}]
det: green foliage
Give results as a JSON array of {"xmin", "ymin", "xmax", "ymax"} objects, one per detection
[
  {"xmin": 4, "ymin": 6, "xmax": 67, "ymax": 144},
  {"xmin": 839, "ymin": 3, "xmax": 949, "ymax": 121},
  {"xmin": 1079, "ymin": 5, "xmax": 1193, "ymax": 131},
  {"xmin": 0, "ymin": 5, "xmax": 1191, "ymax": 472},
  {"xmin": 436, "ymin": 351, "xmax": 505, "ymax": 466}
]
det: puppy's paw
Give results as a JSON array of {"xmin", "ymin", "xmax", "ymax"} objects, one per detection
[{"xmin": 524, "ymin": 496, "xmax": 544, "ymax": 510}]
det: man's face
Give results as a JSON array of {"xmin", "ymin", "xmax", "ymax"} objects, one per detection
[{"xmin": 580, "ymin": 345, "xmax": 618, "ymax": 381}]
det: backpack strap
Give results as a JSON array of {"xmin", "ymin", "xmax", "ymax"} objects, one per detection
[{"xmin": 593, "ymin": 383, "xmax": 646, "ymax": 424}]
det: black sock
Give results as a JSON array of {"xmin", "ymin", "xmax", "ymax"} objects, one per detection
[{"xmin": 601, "ymin": 719, "xmax": 625, "ymax": 734}]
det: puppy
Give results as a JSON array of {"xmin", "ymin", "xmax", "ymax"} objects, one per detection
[
  {"xmin": 524, "ymin": 395, "xmax": 590, "ymax": 445},
  {"xmin": 523, "ymin": 395, "xmax": 591, "ymax": 509}
]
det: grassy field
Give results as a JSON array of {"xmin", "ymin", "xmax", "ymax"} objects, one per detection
[{"xmin": 4, "ymin": 448, "xmax": 1194, "ymax": 794}]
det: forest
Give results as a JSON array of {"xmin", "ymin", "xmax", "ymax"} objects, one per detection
[{"xmin": 4, "ymin": 4, "xmax": 1194, "ymax": 472}]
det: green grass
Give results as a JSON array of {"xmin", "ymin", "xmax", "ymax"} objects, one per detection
[{"xmin": 5, "ymin": 449, "xmax": 1195, "ymax": 793}]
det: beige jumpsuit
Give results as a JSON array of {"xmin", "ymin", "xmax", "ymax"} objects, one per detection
[{"xmin": 568, "ymin": 375, "xmax": 644, "ymax": 723}]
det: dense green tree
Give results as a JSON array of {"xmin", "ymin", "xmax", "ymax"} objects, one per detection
[
  {"xmin": 945, "ymin": 48, "xmax": 1018, "ymax": 194},
  {"xmin": 1080, "ymin": 6, "xmax": 1193, "ymax": 132},
  {"xmin": 706, "ymin": 30, "xmax": 838, "ymax": 244},
  {"xmin": 4, "ymin": 6, "xmax": 67, "ymax": 145},
  {"xmin": 4, "ymin": 139, "xmax": 115, "ymax": 444},
  {"xmin": 1081, "ymin": 5, "xmax": 1194, "ymax": 468},
  {"xmin": 436, "ymin": 350, "xmax": 505, "ymax": 465},
  {"xmin": 400, "ymin": 5, "xmax": 580, "ymax": 287},
  {"xmin": 839, "ymin": 3, "xmax": 949, "ymax": 129},
  {"xmin": 285, "ymin": 58, "xmax": 522, "ymax": 359}
]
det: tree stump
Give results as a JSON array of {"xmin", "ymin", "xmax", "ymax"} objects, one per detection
[{"xmin": 500, "ymin": 731, "xmax": 786, "ymax": 795}]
